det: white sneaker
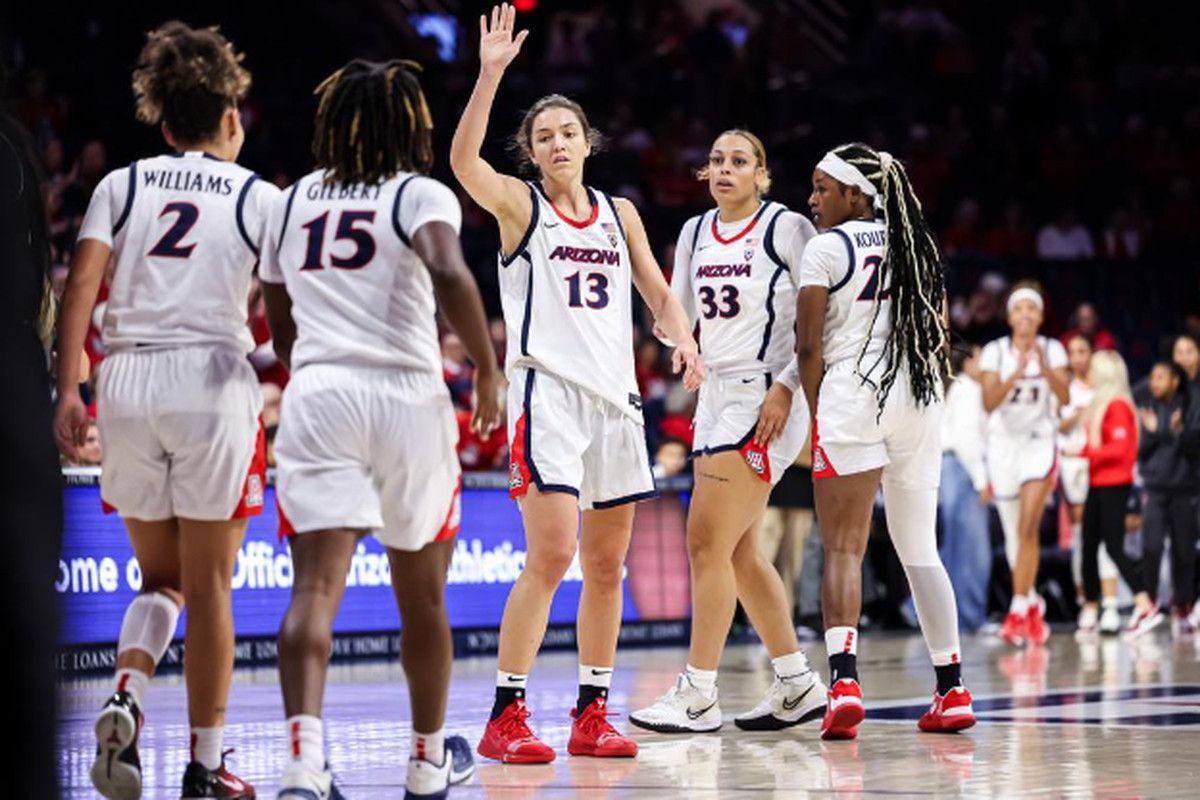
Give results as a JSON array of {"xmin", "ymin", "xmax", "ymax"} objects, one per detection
[
  {"xmin": 1123, "ymin": 606, "xmax": 1165, "ymax": 640},
  {"xmin": 1076, "ymin": 605, "xmax": 1099, "ymax": 634},
  {"xmin": 277, "ymin": 761, "xmax": 344, "ymax": 799},
  {"xmin": 629, "ymin": 673, "xmax": 723, "ymax": 733},
  {"xmin": 405, "ymin": 735, "xmax": 475, "ymax": 799},
  {"xmin": 734, "ymin": 670, "xmax": 827, "ymax": 730},
  {"xmin": 1099, "ymin": 605, "xmax": 1121, "ymax": 635}
]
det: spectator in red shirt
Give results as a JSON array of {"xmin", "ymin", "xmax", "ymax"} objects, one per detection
[
  {"xmin": 1060, "ymin": 302, "xmax": 1117, "ymax": 351},
  {"xmin": 1070, "ymin": 350, "xmax": 1162, "ymax": 637}
]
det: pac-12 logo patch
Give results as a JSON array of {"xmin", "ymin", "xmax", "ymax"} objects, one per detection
[
  {"xmin": 247, "ymin": 474, "xmax": 264, "ymax": 508},
  {"xmin": 509, "ymin": 461, "xmax": 524, "ymax": 491}
]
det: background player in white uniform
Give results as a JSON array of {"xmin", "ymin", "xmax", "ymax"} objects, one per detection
[
  {"xmin": 260, "ymin": 60, "xmax": 497, "ymax": 800},
  {"xmin": 794, "ymin": 142, "xmax": 974, "ymax": 740},
  {"xmin": 451, "ymin": 4, "xmax": 703, "ymax": 763},
  {"xmin": 631, "ymin": 130, "xmax": 826, "ymax": 734},
  {"xmin": 53, "ymin": 23, "xmax": 271, "ymax": 800},
  {"xmin": 979, "ymin": 284, "xmax": 1071, "ymax": 647},
  {"xmin": 1059, "ymin": 334, "xmax": 1121, "ymax": 633}
]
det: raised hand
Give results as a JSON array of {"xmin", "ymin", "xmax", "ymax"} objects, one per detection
[
  {"xmin": 479, "ymin": 3, "xmax": 529, "ymax": 75},
  {"xmin": 1139, "ymin": 407, "xmax": 1158, "ymax": 433}
]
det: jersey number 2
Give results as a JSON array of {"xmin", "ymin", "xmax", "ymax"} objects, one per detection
[
  {"xmin": 300, "ymin": 210, "xmax": 377, "ymax": 271},
  {"xmin": 148, "ymin": 202, "xmax": 199, "ymax": 258},
  {"xmin": 565, "ymin": 272, "xmax": 610, "ymax": 309},
  {"xmin": 856, "ymin": 255, "xmax": 891, "ymax": 302}
]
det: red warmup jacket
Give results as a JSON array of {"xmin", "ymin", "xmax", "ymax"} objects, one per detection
[{"xmin": 1082, "ymin": 398, "xmax": 1137, "ymax": 487}]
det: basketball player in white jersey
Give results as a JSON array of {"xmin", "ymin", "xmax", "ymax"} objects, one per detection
[
  {"xmin": 54, "ymin": 22, "xmax": 271, "ymax": 799},
  {"xmin": 451, "ymin": 4, "xmax": 703, "ymax": 763},
  {"xmin": 630, "ymin": 130, "xmax": 826, "ymax": 734},
  {"xmin": 979, "ymin": 283, "xmax": 1071, "ymax": 647},
  {"xmin": 259, "ymin": 61, "xmax": 496, "ymax": 800},
  {"xmin": 1059, "ymin": 335, "xmax": 1121, "ymax": 634},
  {"xmin": 794, "ymin": 143, "xmax": 975, "ymax": 740}
]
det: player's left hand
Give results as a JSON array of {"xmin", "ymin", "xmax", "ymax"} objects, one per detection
[
  {"xmin": 755, "ymin": 383, "xmax": 793, "ymax": 447},
  {"xmin": 672, "ymin": 342, "xmax": 705, "ymax": 391},
  {"xmin": 471, "ymin": 366, "xmax": 506, "ymax": 436}
]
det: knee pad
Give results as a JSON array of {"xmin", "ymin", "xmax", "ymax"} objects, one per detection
[
  {"xmin": 117, "ymin": 591, "xmax": 181, "ymax": 663},
  {"xmin": 882, "ymin": 481, "xmax": 940, "ymax": 567}
]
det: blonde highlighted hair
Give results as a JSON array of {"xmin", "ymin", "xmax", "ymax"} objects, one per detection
[
  {"xmin": 696, "ymin": 129, "xmax": 772, "ymax": 197},
  {"xmin": 1084, "ymin": 350, "xmax": 1137, "ymax": 447}
]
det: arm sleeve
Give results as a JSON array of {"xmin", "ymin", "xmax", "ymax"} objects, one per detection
[
  {"xmin": 401, "ymin": 177, "xmax": 462, "ymax": 238},
  {"xmin": 256, "ymin": 191, "xmax": 287, "ymax": 284},
  {"xmin": 797, "ymin": 233, "xmax": 846, "ymax": 290},
  {"xmin": 75, "ymin": 170, "xmax": 124, "ymax": 247},
  {"xmin": 668, "ymin": 217, "xmax": 699, "ymax": 334}
]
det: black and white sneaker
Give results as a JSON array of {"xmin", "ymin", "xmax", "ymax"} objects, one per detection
[
  {"xmin": 629, "ymin": 673, "xmax": 723, "ymax": 733},
  {"xmin": 91, "ymin": 690, "xmax": 143, "ymax": 800},
  {"xmin": 404, "ymin": 735, "xmax": 476, "ymax": 799},
  {"xmin": 734, "ymin": 670, "xmax": 827, "ymax": 731},
  {"xmin": 181, "ymin": 751, "xmax": 256, "ymax": 799}
]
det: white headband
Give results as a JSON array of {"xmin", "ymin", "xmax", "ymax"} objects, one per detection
[
  {"xmin": 816, "ymin": 152, "xmax": 877, "ymax": 196},
  {"xmin": 1006, "ymin": 287, "xmax": 1044, "ymax": 313}
]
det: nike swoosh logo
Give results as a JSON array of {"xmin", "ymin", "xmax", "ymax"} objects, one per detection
[
  {"xmin": 542, "ymin": 221, "xmax": 559, "ymax": 228},
  {"xmin": 740, "ymin": 377, "xmax": 755, "ymax": 384},
  {"xmin": 217, "ymin": 775, "xmax": 245, "ymax": 791},
  {"xmin": 686, "ymin": 701, "xmax": 717, "ymax": 720},
  {"xmin": 590, "ymin": 668, "xmax": 613, "ymax": 676},
  {"xmin": 781, "ymin": 683, "xmax": 815, "ymax": 711}
]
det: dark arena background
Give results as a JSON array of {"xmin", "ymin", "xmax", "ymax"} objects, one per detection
[{"xmin": 5, "ymin": 1, "xmax": 1200, "ymax": 797}]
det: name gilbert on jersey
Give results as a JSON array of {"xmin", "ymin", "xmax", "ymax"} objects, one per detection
[
  {"xmin": 695, "ymin": 263, "xmax": 751, "ymax": 279},
  {"xmin": 548, "ymin": 245, "xmax": 619, "ymax": 265},
  {"xmin": 141, "ymin": 169, "xmax": 235, "ymax": 195}
]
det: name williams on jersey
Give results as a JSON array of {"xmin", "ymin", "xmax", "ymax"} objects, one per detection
[{"xmin": 141, "ymin": 169, "xmax": 235, "ymax": 195}]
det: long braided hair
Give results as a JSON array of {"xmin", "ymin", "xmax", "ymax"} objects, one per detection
[
  {"xmin": 312, "ymin": 59, "xmax": 434, "ymax": 184},
  {"xmin": 828, "ymin": 142, "xmax": 950, "ymax": 413}
]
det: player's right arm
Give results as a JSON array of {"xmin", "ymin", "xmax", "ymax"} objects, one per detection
[
  {"xmin": 258, "ymin": 190, "xmax": 296, "ymax": 371},
  {"xmin": 54, "ymin": 170, "xmax": 120, "ymax": 459},
  {"xmin": 450, "ymin": 3, "xmax": 532, "ymax": 252}
]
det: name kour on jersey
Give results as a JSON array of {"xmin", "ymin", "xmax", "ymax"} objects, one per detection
[
  {"xmin": 695, "ymin": 263, "xmax": 752, "ymax": 279},
  {"xmin": 548, "ymin": 245, "xmax": 620, "ymax": 265},
  {"xmin": 852, "ymin": 229, "xmax": 887, "ymax": 248},
  {"xmin": 305, "ymin": 181, "xmax": 383, "ymax": 202},
  {"xmin": 141, "ymin": 168, "xmax": 234, "ymax": 195}
]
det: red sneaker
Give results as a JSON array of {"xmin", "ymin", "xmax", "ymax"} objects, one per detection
[
  {"xmin": 820, "ymin": 678, "xmax": 865, "ymax": 741},
  {"xmin": 917, "ymin": 686, "xmax": 976, "ymax": 733},
  {"xmin": 477, "ymin": 699, "xmax": 557, "ymax": 764},
  {"xmin": 1026, "ymin": 603, "xmax": 1049, "ymax": 645},
  {"xmin": 998, "ymin": 611, "xmax": 1027, "ymax": 646},
  {"xmin": 568, "ymin": 697, "xmax": 638, "ymax": 758}
]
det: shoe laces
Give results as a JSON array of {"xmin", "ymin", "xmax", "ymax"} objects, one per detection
[
  {"xmin": 574, "ymin": 700, "xmax": 621, "ymax": 739},
  {"xmin": 497, "ymin": 702, "xmax": 538, "ymax": 742}
]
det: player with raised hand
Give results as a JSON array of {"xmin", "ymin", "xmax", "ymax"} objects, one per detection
[
  {"xmin": 261, "ymin": 59, "xmax": 501, "ymax": 799},
  {"xmin": 451, "ymin": 3, "xmax": 703, "ymax": 764},
  {"xmin": 631, "ymin": 129, "xmax": 826, "ymax": 735},
  {"xmin": 54, "ymin": 21, "xmax": 274, "ymax": 800},
  {"xmin": 980, "ymin": 283, "xmax": 1071, "ymax": 646}
]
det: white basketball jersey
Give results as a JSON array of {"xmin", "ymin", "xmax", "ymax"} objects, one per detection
[
  {"xmin": 498, "ymin": 183, "xmax": 640, "ymax": 420},
  {"xmin": 798, "ymin": 220, "xmax": 892, "ymax": 371},
  {"xmin": 672, "ymin": 202, "xmax": 815, "ymax": 376},
  {"xmin": 258, "ymin": 170, "xmax": 461, "ymax": 373},
  {"xmin": 979, "ymin": 335, "xmax": 1068, "ymax": 438},
  {"xmin": 77, "ymin": 151, "xmax": 279, "ymax": 354},
  {"xmin": 1059, "ymin": 377, "xmax": 1094, "ymax": 453}
]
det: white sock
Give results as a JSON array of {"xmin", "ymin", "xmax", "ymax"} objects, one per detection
[
  {"xmin": 825, "ymin": 626, "xmax": 858, "ymax": 657},
  {"xmin": 1010, "ymin": 594, "xmax": 1029, "ymax": 615},
  {"xmin": 412, "ymin": 727, "xmax": 445, "ymax": 766},
  {"xmin": 1027, "ymin": 589, "xmax": 1040, "ymax": 604},
  {"xmin": 112, "ymin": 668, "xmax": 149, "ymax": 710},
  {"xmin": 579, "ymin": 664, "xmax": 613, "ymax": 689},
  {"xmin": 191, "ymin": 726, "xmax": 223, "ymax": 770},
  {"xmin": 685, "ymin": 664, "xmax": 717, "ymax": 697},
  {"xmin": 286, "ymin": 714, "xmax": 324, "ymax": 772},
  {"xmin": 1102, "ymin": 596, "xmax": 1118, "ymax": 611},
  {"xmin": 496, "ymin": 670, "xmax": 528, "ymax": 690},
  {"xmin": 771, "ymin": 650, "xmax": 811, "ymax": 681}
]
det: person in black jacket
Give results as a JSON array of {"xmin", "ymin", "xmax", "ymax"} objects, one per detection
[
  {"xmin": 0, "ymin": 59, "xmax": 63, "ymax": 798},
  {"xmin": 1137, "ymin": 360, "xmax": 1200, "ymax": 636}
]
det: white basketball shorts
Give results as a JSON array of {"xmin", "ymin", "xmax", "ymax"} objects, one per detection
[
  {"xmin": 985, "ymin": 430, "xmax": 1058, "ymax": 501},
  {"xmin": 811, "ymin": 361, "xmax": 943, "ymax": 489},
  {"xmin": 691, "ymin": 371, "xmax": 809, "ymax": 486},
  {"xmin": 1059, "ymin": 454, "xmax": 1090, "ymax": 506},
  {"xmin": 96, "ymin": 345, "xmax": 265, "ymax": 521},
  {"xmin": 274, "ymin": 365, "xmax": 461, "ymax": 551},
  {"xmin": 507, "ymin": 367, "xmax": 656, "ymax": 510}
]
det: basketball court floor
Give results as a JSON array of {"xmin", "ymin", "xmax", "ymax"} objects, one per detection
[{"xmin": 59, "ymin": 631, "xmax": 1200, "ymax": 797}]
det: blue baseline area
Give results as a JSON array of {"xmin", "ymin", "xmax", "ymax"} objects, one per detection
[{"xmin": 58, "ymin": 481, "xmax": 640, "ymax": 646}]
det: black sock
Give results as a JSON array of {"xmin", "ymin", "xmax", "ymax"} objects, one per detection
[
  {"xmin": 935, "ymin": 663, "xmax": 962, "ymax": 695},
  {"xmin": 491, "ymin": 686, "xmax": 525, "ymax": 720},
  {"xmin": 829, "ymin": 653, "xmax": 857, "ymax": 684},
  {"xmin": 576, "ymin": 685, "xmax": 608, "ymax": 715}
]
